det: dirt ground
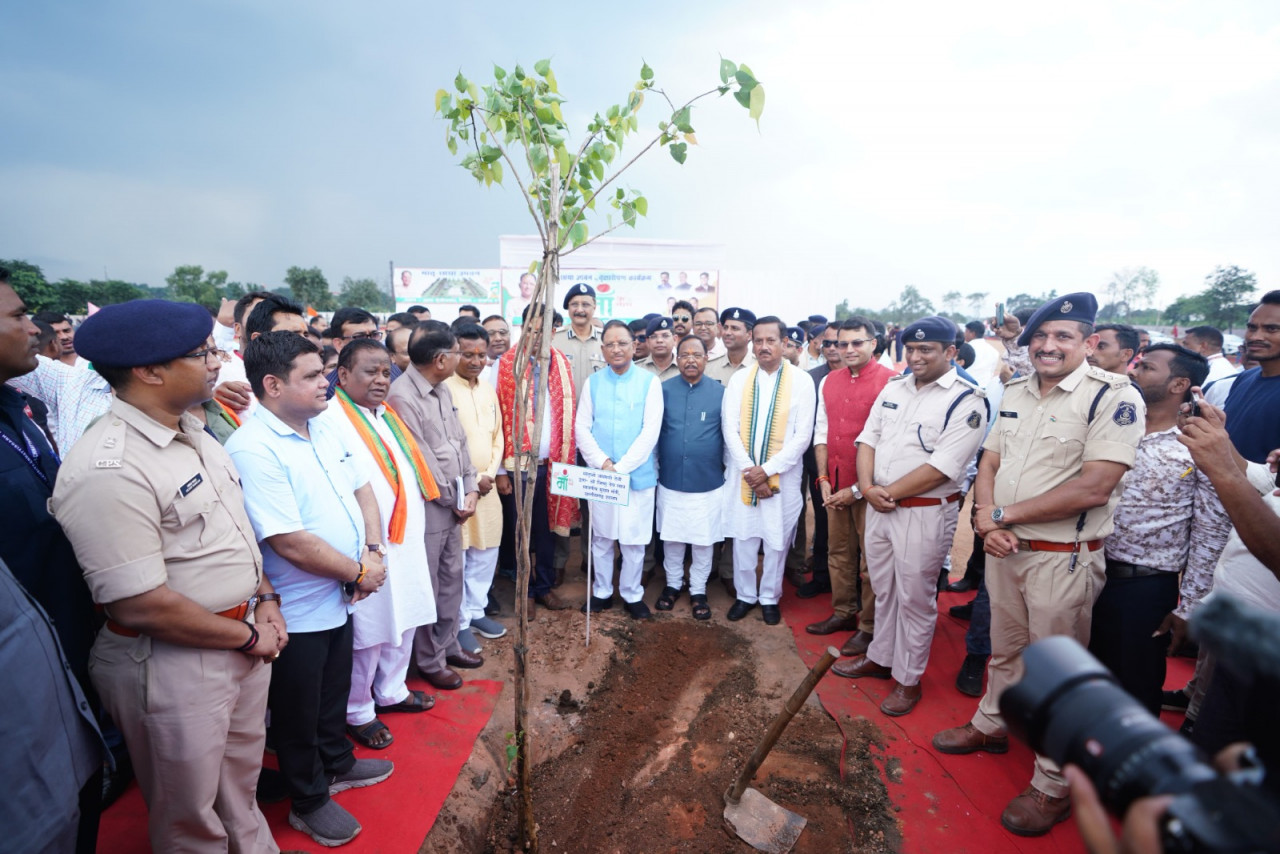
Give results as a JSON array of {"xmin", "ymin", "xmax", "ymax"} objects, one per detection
[{"xmin": 425, "ymin": 510, "xmax": 976, "ymax": 854}]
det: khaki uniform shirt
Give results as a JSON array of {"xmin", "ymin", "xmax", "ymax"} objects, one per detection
[
  {"xmin": 983, "ymin": 362, "xmax": 1144, "ymax": 542},
  {"xmin": 705, "ymin": 350, "xmax": 755, "ymax": 386},
  {"xmin": 552, "ymin": 325, "xmax": 604, "ymax": 398},
  {"xmin": 857, "ymin": 369, "xmax": 988, "ymax": 498},
  {"xmin": 638, "ymin": 355, "xmax": 681, "ymax": 382},
  {"xmin": 51, "ymin": 399, "xmax": 262, "ymax": 611}
]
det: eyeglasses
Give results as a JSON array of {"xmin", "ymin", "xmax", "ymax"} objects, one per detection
[
  {"xmin": 347, "ymin": 331, "xmax": 383, "ymax": 341},
  {"xmin": 178, "ymin": 348, "xmax": 222, "ymax": 362},
  {"xmin": 820, "ymin": 340, "xmax": 839, "ymax": 348},
  {"xmin": 836, "ymin": 339, "xmax": 873, "ymax": 349},
  {"xmin": 677, "ymin": 352, "xmax": 706, "ymax": 361},
  {"xmin": 634, "ymin": 334, "xmax": 648, "ymax": 342},
  {"xmin": 672, "ymin": 315, "xmax": 692, "ymax": 323}
]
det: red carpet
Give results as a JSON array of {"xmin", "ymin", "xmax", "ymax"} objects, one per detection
[
  {"xmin": 784, "ymin": 586, "xmax": 1193, "ymax": 853},
  {"xmin": 98, "ymin": 676, "xmax": 503, "ymax": 853}
]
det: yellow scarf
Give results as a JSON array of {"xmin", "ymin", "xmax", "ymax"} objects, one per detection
[{"xmin": 739, "ymin": 362, "xmax": 793, "ymax": 506}]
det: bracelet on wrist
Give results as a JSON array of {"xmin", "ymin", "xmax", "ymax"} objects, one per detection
[
  {"xmin": 815, "ymin": 475, "xmax": 830, "ymax": 485},
  {"xmin": 236, "ymin": 621, "xmax": 259, "ymax": 652},
  {"xmin": 355, "ymin": 563, "xmax": 368, "ymax": 585}
]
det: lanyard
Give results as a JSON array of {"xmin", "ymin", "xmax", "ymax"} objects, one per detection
[{"xmin": 0, "ymin": 423, "xmax": 49, "ymax": 487}]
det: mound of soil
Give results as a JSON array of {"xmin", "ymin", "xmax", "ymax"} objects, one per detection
[{"xmin": 484, "ymin": 619, "xmax": 899, "ymax": 853}]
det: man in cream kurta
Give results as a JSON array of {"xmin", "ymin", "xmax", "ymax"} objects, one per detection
[
  {"xmin": 721, "ymin": 317, "xmax": 816, "ymax": 624},
  {"xmin": 321, "ymin": 342, "xmax": 436, "ymax": 748},
  {"xmin": 446, "ymin": 325, "xmax": 506, "ymax": 646}
]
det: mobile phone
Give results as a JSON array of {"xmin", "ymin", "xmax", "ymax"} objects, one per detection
[
  {"xmin": 994, "ymin": 301, "xmax": 1006, "ymax": 325},
  {"xmin": 1189, "ymin": 398, "xmax": 1202, "ymax": 418}
]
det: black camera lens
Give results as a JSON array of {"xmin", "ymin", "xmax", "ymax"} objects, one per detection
[{"xmin": 999, "ymin": 637, "xmax": 1217, "ymax": 813}]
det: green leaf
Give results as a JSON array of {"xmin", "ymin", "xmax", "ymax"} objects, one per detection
[
  {"xmin": 481, "ymin": 144, "xmax": 502, "ymax": 163},
  {"xmin": 672, "ymin": 106, "xmax": 693, "ymax": 133},
  {"xmin": 634, "ymin": 196, "xmax": 648, "ymax": 216},
  {"xmin": 434, "ymin": 89, "xmax": 448, "ymax": 112},
  {"xmin": 607, "ymin": 103, "xmax": 619, "ymax": 120},
  {"xmin": 534, "ymin": 58, "xmax": 551, "ymax": 77},
  {"xmin": 640, "ymin": 62, "xmax": 653, "ymax": 81},
  {"xmin": 494, "ymin": 64, "xmax": 506, "ymax": 80},
  {"xmin": 527, "ymin": 259, "xmax": 538, "ymax": 274},
  {"xmin": 719, "ymin": 58, "xmax": 737, "ymax": 84},
  {"xmin": 622, "ymin": 203, "xmax": 635, "ymax": 225},
  {"xmin": 491, "ymin": 160, "xmax": 503, "ymax": 184},
  {"xmin": 734, "ymin": 70, "xmax": 757, "ymax": 90},
  {"xmin": 556, "ymin": 146, "xmax": 572, "ymax": 177},
  {"xmin": 591, "ymin": 158, "xmax": 604, "ymax": 181},
  {"xmin": 616, "ymin": 188, "xmax": 626, "ymax": 200},
  {"xmin": 569, "ymin": 221, "xmax": 587, "ymax": 247},
  {"xmin": 514, "ymin": 64, "xmax": 525, "ymax": 80},
  {"xmin": 749, "ymin": 84, "xmax": 765, "ymax": 124},
  {"xmin": 733, "ymin": 88, "xmax": 751, "ymax": 109},
  {"xmin": 447, "ymin": 136, "xmax": 457, "ymax": 155},
  {"xmin": 530, "ymin": 144, "xmax": 549, "ymax": 172},
  {"xmin": 545, "ymin": 69, "xmax": 558, "ymax": 92},
  {"xmin": 669, "ymin": 142, "xmax": 687, "ymax": 164},
  {"xmin": 455, "ymin": 71, "xmax": 467, "ymax": 94}
]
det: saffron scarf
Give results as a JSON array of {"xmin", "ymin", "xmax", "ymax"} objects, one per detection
[
  {"xmin": 335, "ymin": 387, "xmax": 440, "ymax": 543},
  {"xmin": 497, "ymin": 348, "xmax": 580, "ymax": 536},
  {"xmin": 738, "ymin": 362, "xmax": 793, "ymax": 506}
]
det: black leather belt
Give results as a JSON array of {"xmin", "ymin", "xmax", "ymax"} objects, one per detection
[{"xmin": 1104, "ymin": 559, "xmax": 1166, "ymax": 579}]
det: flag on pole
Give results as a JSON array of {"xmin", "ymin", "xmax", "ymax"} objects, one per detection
[{"xmin": 87, "ymin": 302, "xmax": 100, "ymax": 316}]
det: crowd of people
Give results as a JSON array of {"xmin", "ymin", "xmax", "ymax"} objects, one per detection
[{"xmin": 3, "ymin": 263, "xmax": 1280, "ymax": 851}]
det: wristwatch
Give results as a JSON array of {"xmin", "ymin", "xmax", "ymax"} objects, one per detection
[
  {"xmin": 990, "ymin": 506, "xmax": 1007, "ymax": 526},
  {"xmin": 254, "ymin": 593, "xmax": 282, "ymax": 609},
  {"xmin": 366, "ymin": 543, "xmax": 387, "ymax": 557},
  {"xmin": 851, "ymin": 486, "xmax": 863, "ymax": 500}
]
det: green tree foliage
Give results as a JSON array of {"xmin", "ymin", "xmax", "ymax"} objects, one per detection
[
  {"xmin": 1, "ymin": 259, "xmax": 56, "ymax": 309},
  {"xmin": 1100, "ymin": 266, "xmax": 1160, "ymax": 320},
  {"xmin": 337, "ymin": 276, "xmax": 393, "ymax": 311},
  {"xmin": 285, "ymin": 266, "xmax": 335, "ymax": 311},
  {"xmin": 166, "ymin": 265, "xmax": 229, "ymax": 310},
  {"xmin": 2, "ymin": 260, "xmax": 148, "ymax": 312},
  {"xmin": 1162, "ymin": 265, "xmax": 1256, "ymax": 330}
]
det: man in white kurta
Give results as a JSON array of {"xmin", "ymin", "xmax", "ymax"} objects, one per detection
[
  {"xmin": 322, "ymin": 343, "xmax": 436, "ymax": 746},
  {"xmin": 575, "ymin": 321, "xmax": 664, "ymax": 619},
  {"xmin": 446, "ymin": 326, "xmax": 506, "ymax": 648},
  {"xmin": 721, "ymin": 318, "xmax": 816, "ymax": 625}
]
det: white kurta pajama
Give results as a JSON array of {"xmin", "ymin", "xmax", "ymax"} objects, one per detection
[
  {"xmin": 721, "ymin": 363, "xmax": 816, "ymax": 606},
  {"xmin": 320, "ymin": 399, "xmax": 436, "ymax": 726},
  {"xmin": 575, "ymin": 369, "xmax": 664, "ymax": 603}
]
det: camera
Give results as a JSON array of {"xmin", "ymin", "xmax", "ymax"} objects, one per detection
[{"xmin": 999, "ymin": 636, "xmax": 1280, "ymax": 852}]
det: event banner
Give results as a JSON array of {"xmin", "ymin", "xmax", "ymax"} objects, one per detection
[
  {"xmin": 498, "ymin": 268, "xmax": 720, "ymax": 328},
  {"xmin": 393, "ymin": 268, "xmax": 502, "ymax": 320}
]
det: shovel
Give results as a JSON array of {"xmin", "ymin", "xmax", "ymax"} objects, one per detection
[{"xmin": 723, "ymin": 646, "xmax": 840, "ymax": 853}]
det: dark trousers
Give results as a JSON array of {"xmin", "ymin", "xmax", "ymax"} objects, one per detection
[
  {"xmin": 269, "ymin": 616, "xmax": 355, "ymax": 815},
  {"xmin": 964, "ymin": 576, "xmax": 992, "ymax": 656},
  {"xmin": 498, "ymin": 489, "xmax": 517, "ymax": 574},
  {"xmin": 527, "ymin": 466, "xmax": 558, "ymax": 598},
  {"xmin": 1088, "ymin": 570, "xmax": 1180, "ymax": 716}
]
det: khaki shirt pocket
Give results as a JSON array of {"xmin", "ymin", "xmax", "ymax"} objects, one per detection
[
  {"xmin": 996, "ymin": 416, "xmax": 1023, "ymax": 460},
  {"xmin": 163, "ymin": 491, "xmax": 215, "ymax": 550},
  {"xmin": 1040, "ymin": 420, "xmax": 1088, "ymax": 469}
]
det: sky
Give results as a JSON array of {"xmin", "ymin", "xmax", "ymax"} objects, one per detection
[{"xmin": 4, "ymin": 0, "xmax": 1279, "ymax": 315}]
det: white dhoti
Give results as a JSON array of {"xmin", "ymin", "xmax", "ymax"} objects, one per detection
[
  {"xmin": 721, "ymin": 464, "xmax": 804, "ymax": 606},
  {"xmin": 348, "ymin": 626, "xmax": 416, "ymax": 726},
  {"xmin": 864, "ymin": 502, "xmax": 958, "ymax": 686},
  {"xmin": 657, "ymin": 484, "xmax": 722, "ymax": 594}
]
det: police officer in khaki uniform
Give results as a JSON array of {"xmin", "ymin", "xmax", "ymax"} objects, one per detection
[
  {"xmin": 51, "ymin": 300, "xmax": 286, "ymax": 853},
  {"xmin": 931, "ymin": 292, "xmax": 1145, "ymax": 837},
  {"xmin": 553, "ymin": 282, "xmax": 605, "ymax": 394},
  {"xmin": 704, "ymin": 307, "xmax": 756, "ymax": 387},
  {"xmin": 832, "ymin": 317, "xmax": 987, "ymax": 718},
  {"xmin": 637, "ymin": 316, "xmax": 681, "ymax": 381}
]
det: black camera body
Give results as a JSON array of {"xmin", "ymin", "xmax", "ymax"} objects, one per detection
[{"xmin": 999, "ymin": 636, "xmax": 1280, "ymax": 853}]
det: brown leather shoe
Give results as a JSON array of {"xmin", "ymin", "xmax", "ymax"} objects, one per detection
[
  {"xmin": 534, "ymin": 591, "xmax": 571, "ymax": 611},
  {"xmin": 931, "ymin": 722, "xmax": 1009, "ymax": 755},
  {"xmin": 840, "ymin": 630, "xmax": 873, "ymax": 657},
  {"xmin": 422, "ymin": 668, "xmax": 463, "ymax": 690},
  {"xmin": 879, "ymin": 682, "xmax": 922, "ymax": 716},
  {"xmin": 1001, "ymin": 786, "xmax": 1071, "ymax": 836},
  {"xmin": 805, "ymin": 614, "xmax": 860, "ymax": 636},
  {"xmin": 446, "ymin": 649, "xmax": 483, "ymax": 669},
  {"xmin": 831, "ymin": 655, "xmax": 892, "ymax": 679}
]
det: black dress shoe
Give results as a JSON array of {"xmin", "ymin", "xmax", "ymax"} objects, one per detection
[
  {"xmin": 624, "ymin": 600, "xmax": 652, "ymax": 620},
  {"xmin": 955, "ymin": 653, "xmax": 987, "ymax": 697},
  {"xmin": 795, "ymin": 577, "xmax": 831, "ymax": 599},
  {"xmin": 484, "ymin": 591, "xmax": 501, "ymax": 617},
  {"xmin": 761, "ymin": 605, "xmax": 781, "ymax": 626},
  {"xmin": 948, "ymin": 601, "xmax": 974, "ymax": 620},
  {"xmin": 946, "ymin": 577, "xmax": 977, "ymax": 593},
  {"xmin": 580, "ymin": 595, "xmax": 614, "ymax": 614},
  {"xmin": 446, "ymin": 648, "xmax": 484, "ymax": 669},
  {"xmin": 726, "ymin": 599, "xmax": 757, "ymax": 621}
]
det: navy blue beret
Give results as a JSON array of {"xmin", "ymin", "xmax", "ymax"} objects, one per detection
[
  {"xmin": 786, "ymin": 327, "xmax": 806, "ymax": 345},
  {"xmin": 645, "ymin": 316, "xmax": 673, "ymax": 336},
  {"xmin": 810, "ymin": 322, "xmax": 829, "ymax": 338},
  {"xmin": 901, "ymin": 315, "xmax": 959, "ymax": 345},
  {"xmin": 76, "ymin": 300, "xmax": 214, "ymax": 368},
  {"xmin": 642, "ymin": 312, "xmax": 662, "ymax": 322},
  {"xmin": 1017, "ymin": 292, "xmax": 1099, "ymax": 347},
  {"xmin": 807, "ymin": 314, "xmax": 828, "ymax": 325},
  {"xmin": 562, "ymin": 282, "xmax": 595, "ymax": 309},
  {"xmin": 719, "ymin": 307, "xmax": 757, "ymax": 327}
]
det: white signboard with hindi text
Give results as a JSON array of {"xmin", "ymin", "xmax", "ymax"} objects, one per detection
[{"xmin": 548, "ymin": 463, "xmax": 630, "ymax": 506}]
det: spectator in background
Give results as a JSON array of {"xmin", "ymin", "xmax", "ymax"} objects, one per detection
[
  {"xmin": 32, "ymin": 318, "xmax": 59, "ymax": 360},
  {"xmin": 691, "ymin": 306, "xmax": 722, "ymax": 359},
  {"xmin": 670, "ymin": 300, "xmax": 695, "ymax": 338},
  {"xmin": 386, "ymin": 326, "xmax": 414, "ymax": 374},
  {"xmin": 329, "ymin": 307, "xmax": 381, "ymax": 353},
  {"xmin": 458, "ymin": 305, "xmax": 481, "ymax": 320},
  {"xmin": 639, "ymin": 316, "xmax": 679, "ymax": 381},
  {"xmin": 628, "ymin": 319, "xmax": 650, "ymax": 361},
  {"xmin": 321, "ymin": 345, "xmax": 339, "ymax": 375},
  {"xmin": 32, "ymin": 310, "xmax": 78, "ymax": 366},
  {"xmin": 1183, "ymin": 325, "xmax": 1241, "ymax": 406},
  {"xmin": 482, "ymin": 315, "xmax": 511, "ymax": 365},
  {"xmin": 1089, "ymin": 323, "xmax": 1139, "ymax": 374},
  {"xmin": 215, "ymin": 294, "xmax": 310, "ymax": 416},
  {"xmin": 1223, "ymin": 291, "xmax": 1280, "ymax": 463},
  {"xmin": 963, "ymin": 319, "xmax": 1000, "ymax": 384},
  {"xmin": 213, "ymin": 290, "xmax": 275, "ymax": 354},
  {"xmin": 407, "ymin": 305, "xmax": 432, "ymax": 321},
  {"xmin": 384, "ymin": 312, "xmax": 420, "ymax": 333}
]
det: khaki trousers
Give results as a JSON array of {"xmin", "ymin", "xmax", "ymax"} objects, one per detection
[
  {"xmin": 826, "ymin": 498, "xmax": 871, "ymax": 628},
  {"xmin": 89, "ymin": 629, "xmax": 278, "ymax": 853},
  {"xmin": 864, "ymin": 501, "xmax": 957, "ymax": 686},
  {"xmin": 971, "ymin": 545, "xmax": 1105, "ymax": 798}
]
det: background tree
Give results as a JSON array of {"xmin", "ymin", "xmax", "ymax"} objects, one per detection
[
  {"xmin": 893, "ymin": 285, "xmax": 935, "ymax": 321},
  {"xmin": 1198, "ymin": 265, "xmax": 1256, "ymax": 331},
  {"xmin": 166, "ymin": 265, "xmax": 229, "ymax": 310},
  {"xmin": 1, "ymin": 259, "xmax": 56, "ymax": 310},
  {"xmin": 965, "ymin": 291, "xmax": 990, "ymax": 317},
  {"xmin": 438, "ymin": 56, "xmax": 761, "ymax": 852},
  {"xmin": 337, "ymin": 276, "xmax": 393, "ymax": 311},
  {"xmin": 285, "ymin": 266, "xmax": 335, "ymax": 311},
  {"xmin": 941, "ymin": 290, "xmax": 963, "ymax": 315},
  {"xmin": 1101, "ymin": 266, "xmax": 1160, "ymax": 320}
]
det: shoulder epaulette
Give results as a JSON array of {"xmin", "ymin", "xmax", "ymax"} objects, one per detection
[
  {"xmin": 1085, "ymin": 365, "xmax": 1133, "ymax": 390},
  {"xmin": 1005, "ymin": 374, "xmax": 1031, "ymax": 386},
  {"xmin": 88, "ymin": 418, "xmax": 127, "ymax": 470},
  {"xmin": 954, "ymin": 376, "xmax": 987, "ymax": 397}
]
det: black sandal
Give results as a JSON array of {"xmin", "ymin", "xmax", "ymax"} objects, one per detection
[
  {"xmin": 690, "ymin": 594, "xmax": 711, "ymax": 621},
  {"xmin": 347, "ymin": 719, "xmax": 394, "ymax": 750},
  {"xmin": 655, "ymin": 586, "xmax": 682, "ymax": 611},
  {"xmin": 375, "ymin": 689, "xmax": 435, "ymax": 714}
]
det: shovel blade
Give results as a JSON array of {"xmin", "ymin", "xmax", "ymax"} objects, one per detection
[{"xmin": 723, "ymin": 786, "xmax": 807, "ymax": 854}]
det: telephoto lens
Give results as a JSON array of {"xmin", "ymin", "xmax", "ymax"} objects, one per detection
[{"xmin": 998, "ymin": 636, "xmax": 1216, "ymax": 814}]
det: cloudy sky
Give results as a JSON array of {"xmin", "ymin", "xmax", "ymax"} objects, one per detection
[{"xmin": 4, "ymin": 0, "xmax": 1278, "ymax": 314}]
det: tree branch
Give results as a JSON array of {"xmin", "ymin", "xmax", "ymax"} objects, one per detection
[{"xmin": 469, "ymin": 105, "xmax": 546, "ymax": 245}]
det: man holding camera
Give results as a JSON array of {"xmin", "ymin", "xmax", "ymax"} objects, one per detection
[{"xmin": 932, "ymin": 293, "xmax": 1145, "ymax": 836}]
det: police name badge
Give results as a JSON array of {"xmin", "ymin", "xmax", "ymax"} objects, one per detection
[{"xmin": 1113, "ymin": 401, "xmax": 1138, "ymax": 426}]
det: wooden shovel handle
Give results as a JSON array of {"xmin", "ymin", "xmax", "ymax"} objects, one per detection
[{"xmin": 725, "ymin": 646, "xmax": 840, "ymax": 805}]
